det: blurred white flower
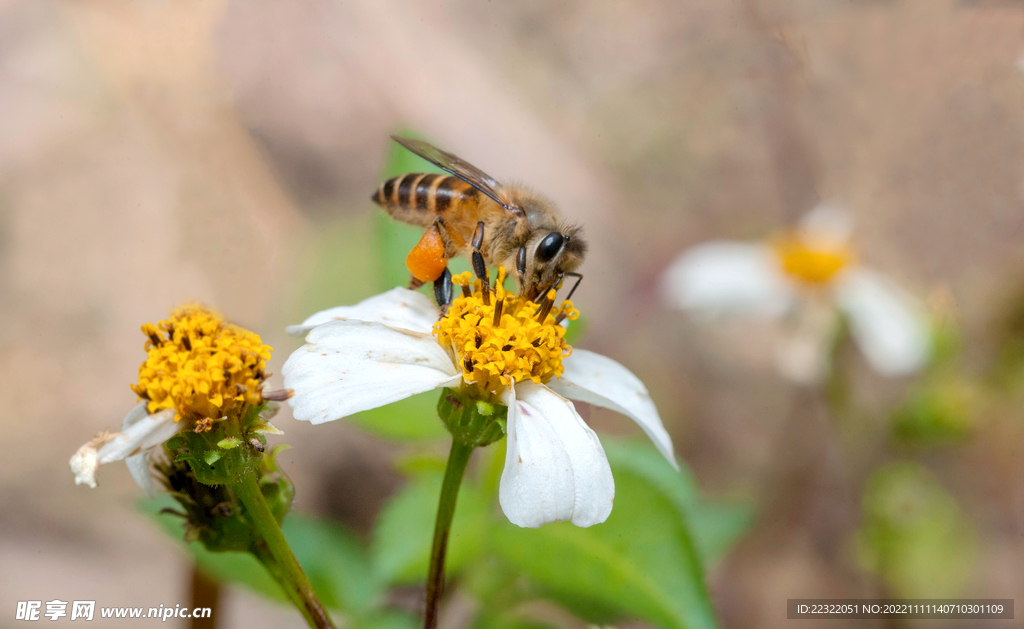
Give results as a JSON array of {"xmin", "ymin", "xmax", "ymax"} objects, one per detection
[
  {"xmin": 283, "ymin": 281, "xmax": 678, "ymax": 528},
  {"xmin": 662, "ymin": 204, "xmax": 930, "ymax": 383}
]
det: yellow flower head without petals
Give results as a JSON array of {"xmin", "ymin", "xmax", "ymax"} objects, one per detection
[
  {"xmin": 433, "ymin": 268, "xmax": 579, "ymax": 395},
  {"xmin": 130, "ymin": 304, "xmax": 272, "ymax": 429}
]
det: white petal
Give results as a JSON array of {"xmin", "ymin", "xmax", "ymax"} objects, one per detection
[
  {"xmin": 70, "ymin": 444, "xmax": 100, "ymax": 488},
  {"xmin": 547, "ymin": 349, "xmax": 678, "ymax": 470},
  {"xmin": 97, "ymin": 409, "xmax": 179, "ymax": 464},
  {"xmin": 121, "ymin": 403, "xmax": 162, "ymax": 494},
  {"xmin": 286, "ymin": 287, "xmax": 439, "ymax": 337},
  {"xmin": 773, "ymin": 298, "xmax": 838, "ymax": 385},
  {"xmin": 282, "ymin": 320, "xmax": 461, "ymax": 424},
  {"xmin": 259, "ymin": 401, "xmax": 280, "ymax": 421},
  {"xmin": 125, "ymin": 453, "xmax": 157, "ymax": 498},
  {"xmin": 71, "ymin": 408, "xmax": 179, "ymax": 490},
  {"xmin": 835, "ymin": 268, "xmax": 931, "ymax": 376},
  {"xmin": 499, "ymin": 382, "xmax": 614, "ymax": 528},
  {"xmin": 798, "ymin": 202, "xmax": 853, "ymax": 247},
  {"xmin": 121, "ymin": 401, "xmax": 151, "ymax": 429},
  {"xmin": 661, "ymin": 242, "xmax": 793, "ymax": 316}
]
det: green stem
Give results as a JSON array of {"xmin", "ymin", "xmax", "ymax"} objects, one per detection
[
  {"xmin": 424, "ymin": 439, "xmax": 475, "ymax": 629},
  {"xmin": 234, "ymin": 470, "xmax": 336, "ymax": 629}
]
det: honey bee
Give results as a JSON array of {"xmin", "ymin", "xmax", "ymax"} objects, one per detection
[{"xmin": 371, "ymin": 136, "xmax": 586, "ymax": 307}]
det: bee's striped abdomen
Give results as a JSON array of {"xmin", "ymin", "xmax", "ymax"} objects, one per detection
[{"xmin": 372, "ymin": 174, "xmax": 479, "ymax": 217}]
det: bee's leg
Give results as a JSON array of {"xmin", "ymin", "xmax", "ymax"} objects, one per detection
[
  {"xmin": 433, "ymin": 217, "xmax": 462, "ymax": 259},
  {"xmin": 433, "ymin": 267, "xmax": 453, "ymax": 313},
  {"xmin": 408, "ymin": 276, "xmax": 425, "ymax": 290},
  {"xmin": 471, "ymin": 222, "xmax": 490, "ymax": 305},
  {"xmin": 563, "ymin": 272, "xmax": 583, "ymax": 301},
  {"xmin": 515, "ymin": 246, "xmax": 528, "ymax": 295}
]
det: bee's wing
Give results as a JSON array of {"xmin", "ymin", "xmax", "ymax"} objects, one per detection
[{"xmin": 391, "ymin": 136, "xmax": 525, "ymax": 217}]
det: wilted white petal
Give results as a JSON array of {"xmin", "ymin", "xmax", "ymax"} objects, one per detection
[
  {"xmin": 121, "ymin": 401, "xmax": 151, "ymax": 429},
  {"xmin": 286, "ymin": 287, "xmax": 439, "ymax": 337},
  {"xmin": 70, "ymin": 442, "xmax": 102, "ymax": 488},
  {"xmin": 835, "ymin": 268, "xmax": 931, "ymax": 376},
  {"xmin": 661, "ymin": 242, "xmax": 793, "ymax": 317},
  {"xmin": 71, "ymin": 408, "xmax": 179, "ymax": 490},
  {"xmin": 499, "ymin": 382, "xmax": 614, "ymax": 528},
  {"xmin": 125, "ymin": 454, "xmax": 156, "ymax": 497},
  {"xmin": 798, "ymin": 202, "xmax": 853, "ymax": 247},
  {"xmin": 259, "ymin": 401, "xmax": 280, "ymax": 421},
  {"xmin": 97, "ymin": 409, "xmax": 179, "ymax": 464},
  {"xmin": 283, "ymin": 320, "xmax": 461, "ymax": 424},
  {"xmin": 119, "ymin": 402, "xmax": 163, "ymax": 494},
  {"xmin": 548, "ymin": 349, "xmax": 677, "ymax": 470}
]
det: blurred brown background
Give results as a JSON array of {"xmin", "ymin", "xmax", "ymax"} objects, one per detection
[{"xmin": 3, "ymin": 0, "xmax": 1024, "ymax": 627}]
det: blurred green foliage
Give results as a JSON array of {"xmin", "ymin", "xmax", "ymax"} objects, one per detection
[
  {"xmin": 890, "ymin": 375, "xmax": 976, "ymax": 447},
  {"xmin": 854, "ymin": 462, "xmax": 976, "ymax": 598},
  {"xmin": 891, "ymin": 317, "xmax": 979, "ymax": 447}
]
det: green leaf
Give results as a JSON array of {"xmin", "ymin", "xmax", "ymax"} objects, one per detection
[
  {"xmin": 349, "ymin": 610, "xmax": 420, "ymax": 629},
  {"xmin": 471, "ymin": 616, "xmax": 560, "ymax": 629},
  {"xmin": 282, "ymin": 515, "xmax": 383, "ymax": 613},
  {"xmin": 493, "ymin": 454, "xmax": 719, "ymax": 629},
  {"xmin": 142, "ymin": 495, "xmax": 287, "ymax": 602},
  {"xmin": 292, "ymin": 213, "xmax": 379, "ymax": 325},
  {"xmin": 603, "ymin": 439, "xmax": 754, "ymax": 566},
  {"xmin": 371, "ymin": 467, "xmax": 490, "ymax": 585},
  {"xmin": 349, "ymin": 391, "xmax": 449, "ymax": 441},
  {"xmin": 687, "ymin": 501, "xmax": 754, "ymax": 567},
  {"xmin": 142, "ymin": 497, "xmax": 382, "ymax": 612},
  {"xmin": 562, "ymin": 312, "xmax": 587, "ymax": 346}
]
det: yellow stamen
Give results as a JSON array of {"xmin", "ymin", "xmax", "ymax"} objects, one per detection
[
  {"xmin": 130, "ymin": 304, "xmax": 272, "ymax": 428},
  {"xmin": 434, "ymin": 268, "xmax": 578, "ymax": 395},
  {"xmin": 772, "ymin": 232, "xmax": 854, "ymax": 285}
]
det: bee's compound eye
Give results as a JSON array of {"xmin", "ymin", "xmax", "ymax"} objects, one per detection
[{"xmin": 536, "ymin": 231, "xmax": 565, "ymax": 262}]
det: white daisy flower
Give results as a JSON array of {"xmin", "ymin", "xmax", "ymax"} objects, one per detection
[
  {"xmin": 661, "ymin": 204, "xmax": 931, "ymax": 383},
  {"xmin": 283, "ymin": 274, "xmax": 677, "ymax": 529}
]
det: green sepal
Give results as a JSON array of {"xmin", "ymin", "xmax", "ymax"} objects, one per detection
[
  {"xmin": 218, "ymin": 437, "xmax": 242, "ymax": 449},
  {"xmin": 437, "ymin": 387, "xmax": 508, "ymax": 447},
  {"xmin": 166, "ymin": 405, "xmax": 269, "ymax": 486},
  {"xmin": 156, "ymin": 440, "xmax": 294, "ymax": 555}
]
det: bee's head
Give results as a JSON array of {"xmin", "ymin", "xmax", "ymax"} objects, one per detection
[{"xmin": 523, "ymin": 224, "xmax": 586, "ymax": 298}]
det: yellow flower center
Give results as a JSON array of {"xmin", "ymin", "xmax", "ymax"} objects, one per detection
[
  {"xmin": 130, "ymin": 304, "xmax": 273, "ymax": 428},
  {"xmin": 772, "ymin": 232, "xmax": 854, "ymax": 285},
  {"xmin": 433, "ymin": 269, "xmax": 579, "ymax": 395}
]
